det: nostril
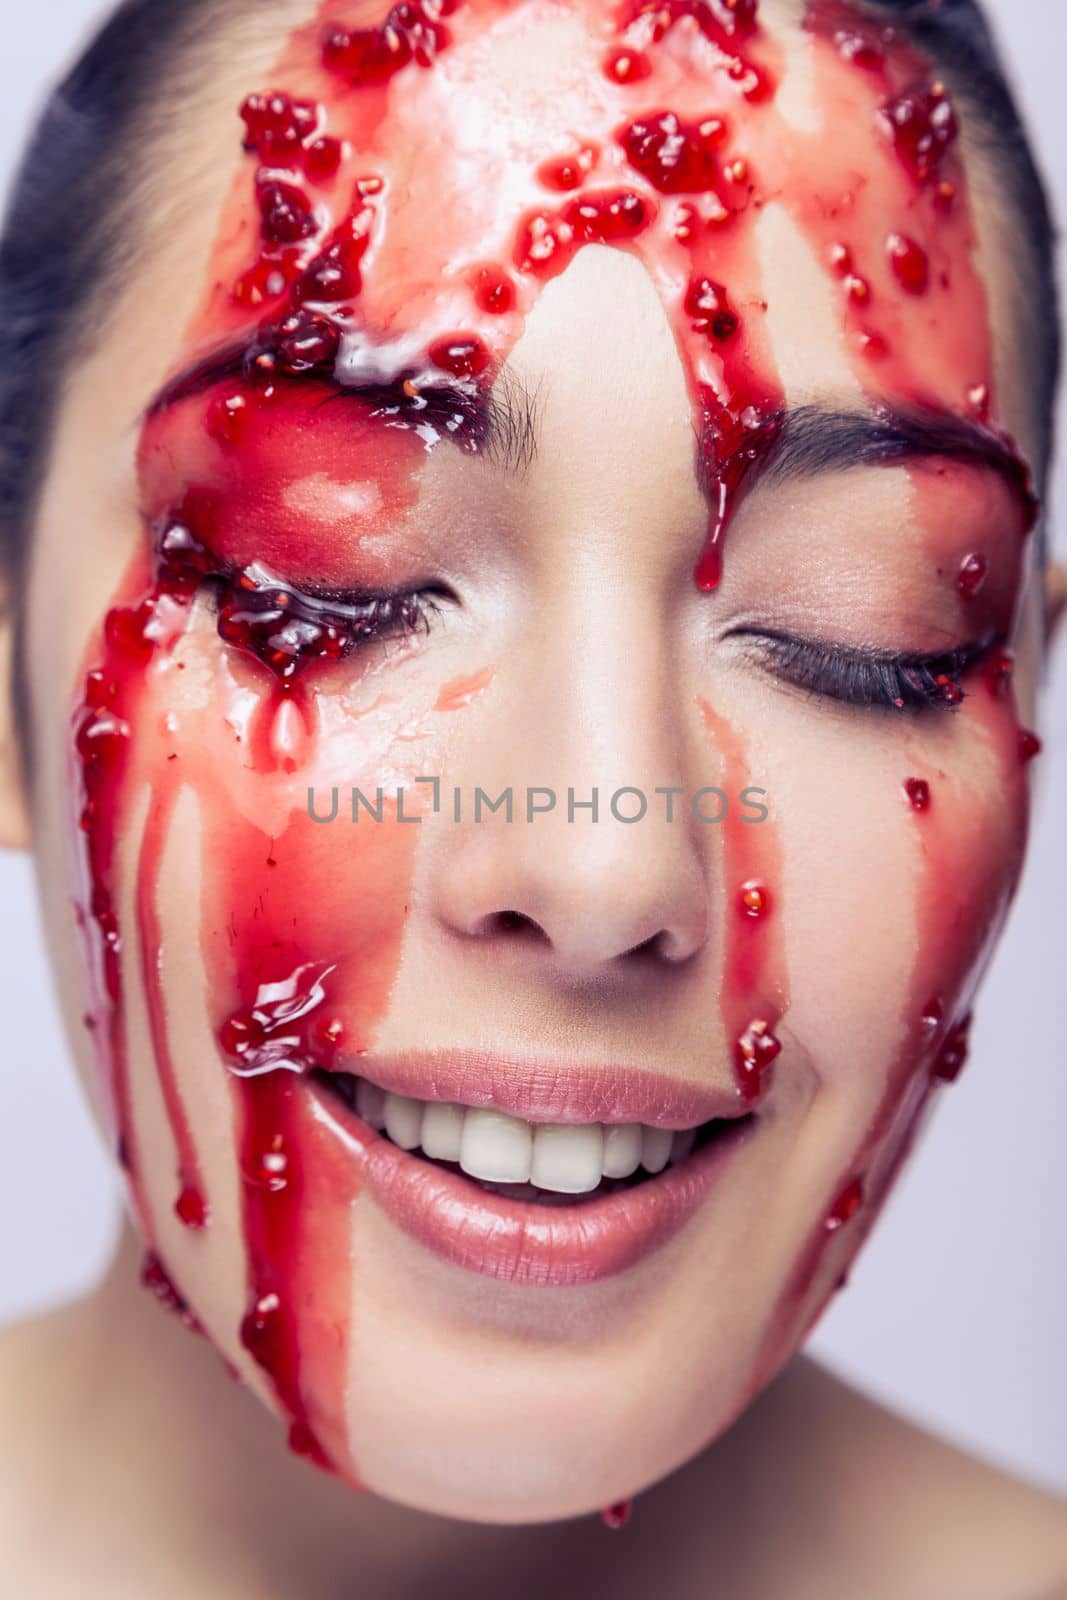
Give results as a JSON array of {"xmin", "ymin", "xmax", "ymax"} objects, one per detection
[{"xmin": 489, "ymin": 909, "xmax": 547, "ymax": 941}]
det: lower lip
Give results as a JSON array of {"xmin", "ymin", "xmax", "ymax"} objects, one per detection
[{"xmin": 311, "ymin": 1083, "xmax": 755, "ymax": 1286}]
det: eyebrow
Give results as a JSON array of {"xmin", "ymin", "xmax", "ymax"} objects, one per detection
[
  {"xmin": 147, "ymin": 339, "xmax": 544, "ymax": 476},
  {"xmin": 733, "ymin": 400, "xmax": 1032, "ymax": 499},
  {"xmin": 149, "ymin": 342, "xmax": 1031, "ymax": 507}
]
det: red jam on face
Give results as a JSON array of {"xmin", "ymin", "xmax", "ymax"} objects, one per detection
[{"xmin": 69, "ymin": 0, "xmax": 1039, "ymax": 1481}]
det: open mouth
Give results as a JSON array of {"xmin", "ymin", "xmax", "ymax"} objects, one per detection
[{"xmin": 312, "ymin": 1068, "xmax": 749, "ymax": 1208}]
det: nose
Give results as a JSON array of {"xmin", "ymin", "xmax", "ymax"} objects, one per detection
[
  {"xmin": 431, "ymin": 595, "xmax": 711, "ymax": 978},
  {"xmin": 429, "ymin": 246, "xmax": 714, "ymax": 981}
]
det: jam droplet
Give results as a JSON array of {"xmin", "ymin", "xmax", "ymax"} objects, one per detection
[
  {"xmin": 956, "ymin": 551, "xmax": 987, "ymax": 598},
  {"xmin": 825, "ymin": 1176, "xmax": 863, "ymax": 1231},
  {"xmin": 175, "ymin": 1185, "xmax": 208, "ymax": 1229},
  {"xmin": 933, "ymin": 1015, "xmax": 971, "ymax": 1083},
  {"xmin": 240, "ymin": 1290, "xmax": 283, "ymax": 1372},
  {"xmin": 601, "ymin": 1499, "xmax": 632, "ymax": 1529},
  {"xmin": 1018, "ymin": 728, "xmax": 1042, "ymax": 764},
  {"xmin": 256, "ymin": 176, "xmax": 318, "ymax": 246},
  {"xmin": 470, "ymin": 264, "xmax": 516, "ymax": 315},
  {"xmin": 734, "ymin": 1018, "xmax": 781, "ymax": 1101},
  {"xmin": 886, "ymin": 232, "xmax": 929, "ymax": 295},
  {"xmin": 428, "ymin": 334, "xmax": 491, "ymax": 378},
  {"xmin": 921, "ymin": 995, "xmax": 944, "ymax": 1031},
  {"xmin": 904, "ymin": 777, "xmax": 930, "ymax": 813},
  {"xmin": 738, "ymin": 880, "xmax": 770, "ymax": 919},
  {"xmin": 982, "ymin": 649, "xmax": 1014, "ymax": 697},
  {"xmin": 619, "ymin": 110, "xmax": 728, "ymax": 194},
  {"xmin": 603, "ymin": 46, "xmax": 651, "ymax": 84}
]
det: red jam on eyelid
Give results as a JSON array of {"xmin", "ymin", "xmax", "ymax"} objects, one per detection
[{"xmin": 70, "ymin": 0, "xmax": 1040, "ymax": 1482}]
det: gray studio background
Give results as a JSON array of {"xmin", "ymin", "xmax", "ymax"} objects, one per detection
[{"xmin": 0, "ymin": 0, "xmax": 1063, "ymax": 1493}]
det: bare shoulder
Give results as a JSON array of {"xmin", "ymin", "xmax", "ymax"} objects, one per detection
[{"xmin": 792, "ymin": 1359, "xmax": 1067, "ymax": 1600}]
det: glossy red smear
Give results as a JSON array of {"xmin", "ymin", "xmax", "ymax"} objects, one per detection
[
  {"xmin": 698, "ymin": 696, "xmax": 786, "ymax": 1100},
  {"xmin": 932, "ymin": 1014, "xmax": 971, "ymax": 1083},
  {"xmin": 435, "ymin": 665, "xmax": 494, "ymax": 710},
  {"xmin": 879, "ymin": 79, "xmax": 958, "ymax": 184},
  {"xmin": 825, "ymin": 1176, "xmax": 863, "ymax": 1231},
  {"xmin": 601, "ymin": 1499, "xmax": 633, "ymax": 1529},
  {"xmin": 139, "ymin": 378, "xmax": 429, "ymax": 591},
  {"xmin": 138, "ymin": 784, "xmax": 208, "ymax": 1224},
  {"xmin": 904, "ymin": 777, "xmax": 930, "ymax": 813},
  {"xmin": 956, "ymin": 550, "xmax": 988, "ymax": 598},
  {"xmin": 886, "ymin": 231, "xmax": 929, "ymax": 295}
]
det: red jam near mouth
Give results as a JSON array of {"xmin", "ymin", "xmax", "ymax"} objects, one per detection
[{"xmin": 69, "ymin": 0, "xmax": 1040, "ymax": 1482}]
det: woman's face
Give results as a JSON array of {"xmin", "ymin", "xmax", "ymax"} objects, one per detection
[{"xmin": 20, "ymin": 0, "xmax": 1045, "ymax": 1520}]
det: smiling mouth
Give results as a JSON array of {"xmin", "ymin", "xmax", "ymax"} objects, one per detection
[{"xmin": 312, "ymin": 1068, "xmax": 750, "ymax": 1206}]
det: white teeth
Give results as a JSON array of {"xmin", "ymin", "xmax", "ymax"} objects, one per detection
[
  {"xmin": 641, "ymin": 1127, "xmax": 673, "ymax": 1175},
  {"xmin": 420, "ymin": 1101, "xmax": 465, "ymax": 1162},
  {"xmin": 356, "ymin": 1078, "xmax": 387, "ymax": 1131},
  {"xmin": 531, "ymin": 1123, "xmax": 604, "ymax": 1194},
  {"xmin": 602, "ymin": 1122, "xmax": 642, "ymax": 1179},
  {"xmin": 383, "ymin": 1091, "xmax": 423, "ymax": 1151},
  {"xmin": 350, "ymin": 1079, "xmax": 705, "ymax": 1193},
  {"xmin": 460, "ymin": 1109, "xmax": 533, "ymax": 1184},
  {"xmin": 670, "ymin": 1128, "xmax": 697, "ymax": 1166}
]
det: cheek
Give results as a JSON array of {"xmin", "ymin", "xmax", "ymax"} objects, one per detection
[{"xmin": 72, "ymin": 569, "xmax": 477, "ymax": 1476}]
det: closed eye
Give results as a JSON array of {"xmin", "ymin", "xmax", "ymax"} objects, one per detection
[{"xmin": 736, "ymin": 630, "xmax": 998, "ymax": 711}]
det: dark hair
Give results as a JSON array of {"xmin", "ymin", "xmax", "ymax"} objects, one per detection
[{"xmin": 0, "ymin": 0, "xmax": 1059, "ymax": 591}]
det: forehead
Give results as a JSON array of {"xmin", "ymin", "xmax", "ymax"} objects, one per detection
[{"xmin": 87, "ymin": 0, "xmax": 1038, "ymax": 483}]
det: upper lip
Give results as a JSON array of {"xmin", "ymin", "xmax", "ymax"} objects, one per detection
[{"xmin": 329, "ymin": 1049, "xmax": 747, "ymax": 1129}]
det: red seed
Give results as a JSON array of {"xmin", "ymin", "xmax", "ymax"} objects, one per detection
[
  {"xmin": 602, "ymin": 1500, "xmax": 632, "ymax": 1529},
  {"xmin": 904, "ymin": 777, "xmax": 930, "ymax": 813},
  {"xmin": 956, "ymin": 551, "xmax": 987, "ymax": 598},
  {"xmin": 603, "ymin": 47, "xmax": 651, "ymax": 83},
  {"xmin": 887, "ymin": 232, "xmax": 929, "ymax": 295}
]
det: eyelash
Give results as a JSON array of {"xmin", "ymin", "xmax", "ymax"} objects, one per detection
[
  {"xmin": 742, "ymin": 631, "xmax": 995, "ymax": 711},
  {"xmin": 200, "ymin": 566, "xmax": 989, "ymax": 715},
  {"xmin": 201, "ymin": 569, "xmax": 443, "ymax": 678}
]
